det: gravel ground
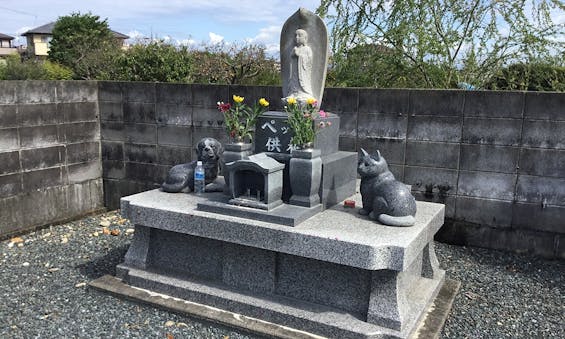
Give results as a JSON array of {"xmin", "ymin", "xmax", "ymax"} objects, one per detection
[{"xmin": 0, "ymin": 210, "xmax": 563, "ymax": 339}]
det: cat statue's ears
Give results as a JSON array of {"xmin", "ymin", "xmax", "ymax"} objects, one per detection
[{"xmin": 359, "ymin": 148, "xmax": 382, "ymax": 160}]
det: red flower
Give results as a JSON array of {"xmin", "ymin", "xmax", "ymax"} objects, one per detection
[{"xmin": 217, "ymin": 102, "xmax": 231, "ymax": 113}]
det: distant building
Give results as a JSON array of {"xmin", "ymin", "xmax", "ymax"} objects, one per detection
[
  {"xmin": 21, "ymin": 22, "xmax": 129, "ymax": 57},
  {"xmin": 0, "ymin": 33, "xmax": 18, "ymax": 57}
]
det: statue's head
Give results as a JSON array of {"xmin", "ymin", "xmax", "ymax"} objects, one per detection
[{"xmin": 295, "ymin": 29, "xmax": 308, "ymax": 46}]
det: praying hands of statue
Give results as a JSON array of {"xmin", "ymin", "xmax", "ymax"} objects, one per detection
[{"xmin": 293, "ymin": 46, "xmax": 305, "ymax": 58}]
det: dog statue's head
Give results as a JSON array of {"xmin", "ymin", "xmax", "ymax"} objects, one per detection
[{"xmin": 196, "ymin": 137, "xmax": 223, "ymax": 162}]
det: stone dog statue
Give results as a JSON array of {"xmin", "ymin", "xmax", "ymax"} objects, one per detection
[{"xmin": 161, "ymin": 137, "xmax": 223, "ymax": 193}]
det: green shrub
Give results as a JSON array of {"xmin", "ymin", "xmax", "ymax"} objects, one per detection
[
  {"xmin": 2, "ymin": 55, "xmax": 46, "ymax": 80},
  {"xmin": 0, "ymin": 59, "xmax": 6, "ymax": 80},
  {"xmin": 43, "ymin": 61, "xmax": 74, "ymax": 80},
  {"xmin": 0, "ymin": 55, "xmax": 75, "ymax": 80},
  {"xmin": 486, "ymin": 62, "xmax": 565, "ymax": 92},
  {"xmin": 111, "ymin": 41, "xmax": 193, "ymax": 82}
]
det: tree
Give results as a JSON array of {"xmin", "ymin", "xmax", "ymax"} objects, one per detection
[
  {"xmin": 317, "ymin": 0, "xmax": 564, "ymax": 88},
  {"xmin": 191, "ymin": 43, "xmax": 280, "ymax": 85},
  {"xmin": 223, "ymin": 45, "xmax": 280, "ymax": 85},
  {"xmin": 327, "ymin": 44, "xmax": 418, "ymax": 88},
  {"xmin": 110, "ymin": 40, "xmax": 194, "ymax": 82},
  {"xmin": 485, "ymin": 59, "xmax": 565, "ymax": 91},
  {"xmin": 49, "ymin": 12, "xmax": 121, "ymax": 79}
]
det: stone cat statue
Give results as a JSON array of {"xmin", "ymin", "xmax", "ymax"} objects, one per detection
[{"xmin": 358, "ymin": 148, "xmax": 417, "ymax": 227}]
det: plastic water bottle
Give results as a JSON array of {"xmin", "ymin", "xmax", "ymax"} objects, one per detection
[{"xmin": 194, "ymin": 161, "xmax": 205, "ymax": 194}]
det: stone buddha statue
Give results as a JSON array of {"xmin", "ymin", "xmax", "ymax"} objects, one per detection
[
  {"xmin": 285, "ymin": 29, "xmax": 314, "ymax": 103},
  {"xmin": 280, "ymin": 8, "xmax": 329, "ymax": 107}
]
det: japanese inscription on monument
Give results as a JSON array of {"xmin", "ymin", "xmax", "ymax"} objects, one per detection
[{"xmin": 255, "ymin": 113, "xmax": 297, "ymax": 154}]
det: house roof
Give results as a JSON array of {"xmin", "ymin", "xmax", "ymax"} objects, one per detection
[
  {"xmin": 0, "ymin": 33, "xmax": 15, "ymax": 40},
  {"xmin": 22, "ymin": 22, "xmax": 129, "ymax": 39},
  {"xmin": 22, "ymin": 22, "xmax": 56, "ymax": 35},
  {"xmin": 111, "ymin": 30, "xmax": 129, "ymax": 39}
]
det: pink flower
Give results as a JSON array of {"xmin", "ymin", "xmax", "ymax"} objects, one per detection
[{"xmin": 318, "ymin": 110, "xmax": 327, "ymax": 118}]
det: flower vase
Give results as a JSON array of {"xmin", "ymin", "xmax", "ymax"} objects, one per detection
[
  {"xmin": 221, "ymin": 142, "xmax": 253, "ymax": 195},
  {"xmin": 289, "ymin": 147, "xmax": 322, "ymax": 208}
]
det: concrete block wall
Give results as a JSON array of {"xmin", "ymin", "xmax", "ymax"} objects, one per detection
[
  {"xmin": 0, "ymin": 81, "xmax": 103, "ymax": 238},
  {"xmin": 330, "ymin": 89, "xmax": 564, "ymax": 258}
]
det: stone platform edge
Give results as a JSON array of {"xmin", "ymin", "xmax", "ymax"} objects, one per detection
[
  {"xmin": 120, "ymin": 189, "xmax": 446, "ymax": 271},
  {"xmin": 89, "ymin": 275, "xmax": 460, "ymax": 339}
]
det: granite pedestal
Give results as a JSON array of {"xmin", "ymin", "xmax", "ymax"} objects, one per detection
[
  {"xmin": 254, "ymin": 111, "xmax": 357, "ymax": 207},
  {"xmin": 114, "ymin": 188, "xmax": 446, "ymax": 338}
]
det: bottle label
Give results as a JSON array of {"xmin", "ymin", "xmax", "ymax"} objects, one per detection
[{"xmin": 195, "ymin": 172, "xmax": 204, "ymax": 180}]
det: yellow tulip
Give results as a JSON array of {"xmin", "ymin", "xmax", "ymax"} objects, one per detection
[
  {"xmin": 259, "ymin": 98, "xmax": 269, "ymax": 107},
  {"xmin": 233, "ymin": 95, "xmax": 244, "ymax": 103},
  {"xmin": 286, "ymin": 97, "xmax": 297, "ymax": 105},
  {"xmin": 306, "ymin": 97, "xmax": 317, "ymax": 105}
]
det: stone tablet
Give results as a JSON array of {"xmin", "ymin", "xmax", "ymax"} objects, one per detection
[{"xmin": 281, "ymin": 8, "xmax": 329, "ymax": 107}]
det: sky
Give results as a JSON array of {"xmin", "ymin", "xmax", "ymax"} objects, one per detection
[{"xmin": 0, "ymin": 0, "xmax": 321, "ymax": 54}]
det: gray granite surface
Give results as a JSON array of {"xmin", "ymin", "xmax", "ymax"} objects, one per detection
[
  {"xmin": 197, "ymin": 196, "xmax": 322, "ymax": 226},
  {"xmin": 120, "ymin": 266, "xmax": 403, "ymax": 338},
  {"xmin": 118, "ymin": 181, "xmax": 446, "ymax": 337},
  {"xmin": 121, "ymin": 186, "xmax": 444, "ymax": 271},
  {"xmin": 117, "ymin": 225, "xmax": 443, "ymax": 337},
  {"xmin": 289, "ymin": 149, "xmax": 322, "ymax": 208}
]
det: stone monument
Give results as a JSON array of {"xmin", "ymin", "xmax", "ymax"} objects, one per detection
[
  {"xmin": 281, "ymin": 8, "xmax": 329, "ymax": 106},
  {"xmin": 91, "ymin": 8, "xmax": 455, "ymax": 339},
  {"xmin": 252, "ymin": 7, "xmax": 356, "ymax": 206}
]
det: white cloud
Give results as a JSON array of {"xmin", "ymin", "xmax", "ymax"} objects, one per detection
[
  {"xmin": 127, "ymin": 30, "xmax": 146, "ymax": 39},
  {"xmin": 246, "ymin": 25, "xmax": 282, "ymax": 57},
  {"xmin": 15, "ymin": 26, "xmax": 33, "ymax": 35},
  {"xmin": 209, "ymin": 32, "xmax": 224, "ymax": 44},
  {"xmin": 177, "ymin": 38, "xmax": 196, "ymax": 46},
  {"xmin": 250, "ymin": 25, "xmax": 281, "ymax": 44},
  {"xmin": 263, "ymin": 43, "xmax": 280, "ymax": 56}
]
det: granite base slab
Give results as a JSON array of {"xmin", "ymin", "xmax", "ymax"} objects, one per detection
[
  {"xmin": 116, "ymin": 188, "xmax": 447, "ymax": 338},
  {"xmin": 113, "ymin": 264, "xmax": 444, "ymax": 339},
  {"xmin": 197, "ymin": 194, "xmax": 322, "ymax": 226},
  {"xmin": 90, "ymin": 275, "xmax": 460, "ymax": 339}
]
